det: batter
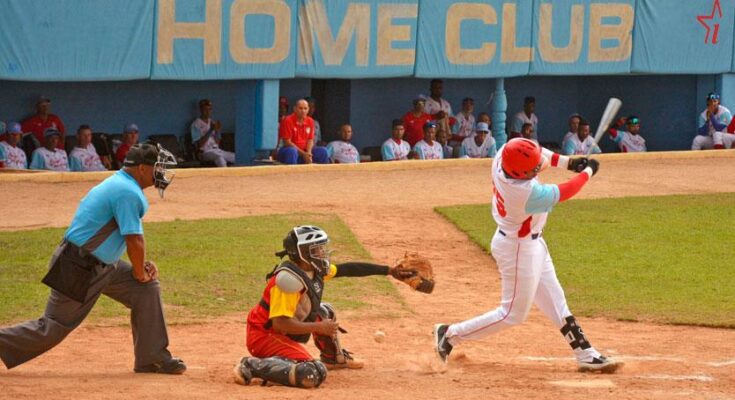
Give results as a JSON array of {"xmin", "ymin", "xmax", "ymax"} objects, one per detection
[{"xmin": 434, "ymin": 138, "xmax": 621, "ymax": 373}]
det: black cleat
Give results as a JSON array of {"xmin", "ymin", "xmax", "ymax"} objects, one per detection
[
  {"xmin": 577, "ymin": 355, "xmax": 622, "ymax": 373},
  {"xmin": 134, "ymin": 357, "xmax": 187, "ymax": 375},
  {"xmin": 433, "ymin": 324, "xmax": 453, "ymax": 363}
]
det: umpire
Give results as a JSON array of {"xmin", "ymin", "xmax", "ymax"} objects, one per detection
[{"xmin": 0, "ymin": 142, "xmax": 186, "ymax": 374}]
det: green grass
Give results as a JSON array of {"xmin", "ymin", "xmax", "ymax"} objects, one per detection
[
  {"xmin": 436, "ymin": 193, "xmax": 735, "ymax": 328},
  {"xmin": 0, "ymin": 214, "xmax": 397, "ymax": 325}
]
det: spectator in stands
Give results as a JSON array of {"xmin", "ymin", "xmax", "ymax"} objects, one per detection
[
  {"xmin": 382, "ymin": 119, "xmax": 412, "ymax": 161},
  {"xmin": 402, "ymin": 96, "xmax": 432, "ymax": 147},
  {"xmin": 69, "ymin": 125, "xmax": 107, "ymax": 171},
  {"xmin": 278, "ymin": 96, "xmax": 289, "ymax": 122},
  {"xmin": 459, "ymin": 122, "xmax": 496, "ymax": 159},
  {"xmin": 413, "ymin": 121, "xmax": 443, "ymax": 160},
  {"xmin": 30, "ymin": 128, "xmax": 69, "ymax": 171},
  {"xmin": 22, "ymin": 96, "xmax": 66, "ymax": 150},
  {"xmin": 693, "ymin": 92, "xmax": 732, "ymax": 150},
  {"xmin": 562, "ymin": 119, "xmax": 600, "ymax": 155},
  {"xmin": 608, "ymin": 116, "xmax": 647, "ymax": 152},
  {"xmin": 116, "ymin": 123, "xmax": 140, "ymax": 165},
  {"xmin": 510, "ymin": 96, "xmax": 538, "ymax": 140},
  {"xmin": 477, "ymin": 112, "xmax": 492, "ymax": 126},
  {"xmin": 190, "ymin": 99, "xmax": 235, "ymax": 167},
  {"xmin": 278, "ymin": 99, "xmax": 329, "ymax": 165},
  {"xmin": 520, "ymin": 123, "xmax": 536, "ymax": 142},
  {"xmin": 0, "ymin": 122, "xmax": 28, "ymax": 169},
  {"xmin": 326, "ymin": 124, "xmax": 360, "ymax": 164},
  {"xmin": 562, "ymin": 114, "xmax": 581, "ymax": 145},
  {"xmin": 304, "ymin": 97, "xmax": 324, "ymax": 146},
  {"xmin": 452, "ymin": 97, "xmax": 476, "ymax": 141},
  {"xmin": 424, "ymin": 79, "xmax": 455, "ymax": 144}
]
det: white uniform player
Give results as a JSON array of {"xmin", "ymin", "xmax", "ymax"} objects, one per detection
[
  {"xmin": 434, "ymin": 138, "xmax": 620, "ymax": 373},
  {"xmin": 459, "ymin": 122, "xmax": 496, "ymax": 158},
  {"xmin": 563, "ymin": 134, "xmax": 601, "ymax": 155},
  {"xmin": 608, "ymin": 116, "xmax": 646, "ymax": 152},
  {"xmin": 190, "ymin": 118, "xmax": 235, "ymax": 167},
  {"xmin": 30, "ymin": 147, "xmax": 69, "ymax": 171},
  {"xmin": 381, "ymin": 138, "xmax": 411, "ymax": 161},
  {"xmin": 453, "ymin": 111, "xmax": 475, "ymax": 140},
  {"xmin": 326, "ymin": 140, "xmax": 360, "ymax": 164},
  {"xmin": 69, "ymin": 143, "xmax": 106, "ymax": 171},
  {"xmin": 413, "ymin": 139, "xmax": 443, "ymax": 160},
  {"xmin": 0, "ymin": 123, "xmax": 28, "ymax": 169},
  {"xmin": 692, "ymin": 93, "xmax": 732, "ymax": 150}
]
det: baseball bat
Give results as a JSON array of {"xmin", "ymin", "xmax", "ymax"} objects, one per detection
[{"xmin": 587, "ymin": 97, "xmax": 622, "ymax": 156}]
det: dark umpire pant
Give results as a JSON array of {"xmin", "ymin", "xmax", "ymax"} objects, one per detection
[{"xmin": 0, "ymin": 244, "xmax": 172, "ymax": 370}]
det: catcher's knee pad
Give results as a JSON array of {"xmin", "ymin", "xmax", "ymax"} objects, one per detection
[
  {"xmin": 240, "ymin": 356, "xmax": 327, "ymax": 388},
  {"xmin": 560, "ymin": 316, "xmax": 591, "ymax": 350},
  {"xmin": 319, "ymin": 303, "xmax": 336, "ymax": 320}
]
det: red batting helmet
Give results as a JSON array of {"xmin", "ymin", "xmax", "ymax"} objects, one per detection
[{"xmin": 501, "ymin": 138, "xmax": 542, "ymax": 179}]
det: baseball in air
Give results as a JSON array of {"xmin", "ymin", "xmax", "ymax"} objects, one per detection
[{"xmin": 373, "ymin": 330, "xmax": 386, "ymax": 343}]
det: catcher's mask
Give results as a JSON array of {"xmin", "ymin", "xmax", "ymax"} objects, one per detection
[{"xmin": 277, "ymin": 226, "xmax": 331, "ymax": 276}]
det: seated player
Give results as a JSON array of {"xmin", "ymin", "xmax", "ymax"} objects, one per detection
[
  {"xmin": 0, "ymin": 122, "xmax": 28, "ymax": 169},
  {"xmin": 459, "ymin": 122, "xmax": 496, "ymax": 159},
  {"xmin": 69, "ymin": 125, "xmax": 108, "ymax": 171},
  {"xmin": 608, "ymin": 116, "xmax": 647, "ymax": 152},
  {"xmin": 29, "ymin": 128, "xmax": 69, "ymax": 171},
  {"xmin": 233, "ymin": 226, "xmax": 417, "ymax": 389},
  {"xmin": 381, "ymin": 119, "xmax": 411, "ymax": 161},
  {"xmin": 562, "ymin": 119, "xmax": 601, "ymax": 155},
  {"xmin": 692, "ymin": 92, "xmax": 732, "ymax": 150},
  {"xmin": 326, "ymin": 124, "xmax": 360, "ymax": 164},
  {"xmin": 520, "ymin": 123, "xmax": 537, "ymax": 142},
  {"xmin": 413, "ymin": 121, "xmax": 443, "ymax": 160}
]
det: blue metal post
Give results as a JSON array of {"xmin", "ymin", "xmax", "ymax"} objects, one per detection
[{"xmin": 491, "ymin": 78, "xmax": 508, "ymax": 149}]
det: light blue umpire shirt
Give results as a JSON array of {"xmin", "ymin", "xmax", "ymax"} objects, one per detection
[{"xmin": 64, "ymin": 170, "xmax": 148, "ymax": 264}]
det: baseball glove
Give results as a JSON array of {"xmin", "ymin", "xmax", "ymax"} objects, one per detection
[{"xmin": 391, "ymin": 252, "xmax": 434, "ymax": 294}]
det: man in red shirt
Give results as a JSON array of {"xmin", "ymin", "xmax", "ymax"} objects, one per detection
[
  {"xmin": 277, "ymin": 99, "xmax": 329, "ymax": 164},
  {"xmin": 116, "ymin": 123, "xmax": 140, "ymax": 165},
  {"xmin": 21, "ymin": 96, "xmax": 66, "ymax": 150},
  {"xmin": 402, "ymin": 97, "xmax": 433, "ymax": 147}
]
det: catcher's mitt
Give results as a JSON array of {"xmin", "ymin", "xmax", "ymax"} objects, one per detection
[{"xmin": 391, "ymin": 252, "xmax": 434, "ymax": 294}]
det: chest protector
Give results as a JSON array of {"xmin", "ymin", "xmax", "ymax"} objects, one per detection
[{"xmin": 263, "ymin": 261, "xmax": 325, "ymax": 343}]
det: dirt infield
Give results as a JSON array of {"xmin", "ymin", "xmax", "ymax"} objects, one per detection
[{"xmin": 2, "ymin": 153, "xmax": 735, "ymax": 399}]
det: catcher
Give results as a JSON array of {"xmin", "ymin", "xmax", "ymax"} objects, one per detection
[{"xmin": 233, "ymin": 225, "xmax": 433, "ymax": 389}]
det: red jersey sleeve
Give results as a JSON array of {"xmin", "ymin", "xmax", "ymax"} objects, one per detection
[
  {"xmin": 278, "ymin": 117, "xmax": 292, "ymax": 141},
  {"xmin": 52, "ymin": 115, "xmax": 66, "ymax": 134},
  {"xmin": 728, "ymin": 118, "xmax": 735, "ymax": 133}
]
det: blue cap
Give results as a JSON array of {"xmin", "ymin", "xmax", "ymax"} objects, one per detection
[
  {"xmin": 475, "ymin": 122, "xmax": 490, "ymax": 133},
  {"xmin": 423, "ymin": 121, "xmax": 437, "ymax": 129},
  {"xmin": 7, "ymin": 122, "xmax": 22, "ymax": 134},
  {"xmin": 707, "ymin": 92, "xmax": 720, "ymax": 101},
  {"xmin": 124, "ymin": 123, "xmax": 139, "ymax": 134},
  {"xmin": 43, "ymin": 127, "xmax": 61, "ymax": 137}
]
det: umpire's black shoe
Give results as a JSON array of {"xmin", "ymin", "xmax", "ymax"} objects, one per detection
[
  {"xmin": 433, "ymin": 323, "xmax": 453, "ymax": 363},
  {"xmin": 135, "ymin": 357, "xmax": 187, "ymax": 374}
]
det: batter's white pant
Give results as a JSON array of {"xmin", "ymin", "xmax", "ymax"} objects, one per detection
[
  {"xmin": 446, "ymin": 230, "xmax": 601, "ymax": 361},
  {"xmin": 201, "ymin": 148, "xmax": 235, "ymax": 167}
]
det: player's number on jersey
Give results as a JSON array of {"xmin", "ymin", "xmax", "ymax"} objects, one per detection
[{"xmin": 493, "ymin": 186, "xmax": 507, "ymax": 217}]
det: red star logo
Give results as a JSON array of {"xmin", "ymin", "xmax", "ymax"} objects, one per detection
[{"xmin": 697, "ymin": 0, "xmax": 723, "ymax": 44}]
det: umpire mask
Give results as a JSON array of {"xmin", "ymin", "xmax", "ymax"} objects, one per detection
[
  {"xmin": 152, "ymin": 144, "xmax": 177, "ymax": 198},
  {"xmin": 282, "ymin": 226, "xmax": 331, "ymax": 276}
]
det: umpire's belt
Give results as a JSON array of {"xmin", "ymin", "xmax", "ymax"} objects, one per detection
[
  {"xmin": 61, "ymin": 239, "xmax": 107, "ymax": 267},
  {"xmin": 498, "ymin": 230, "xmax": 541, "ymax": 240}
]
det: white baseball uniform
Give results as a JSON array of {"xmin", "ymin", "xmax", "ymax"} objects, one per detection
[
  {"xmin": 459, "ymin": 135, "xmax": 497, "ymax": 158},
  {"xmin": 0, "ymin": 141, "xmax": 27, "ymax": 169},
  {"xmin": 381, "ymin": 138, "xmax": 411, "ymax": 161},
  {"xmin": 191, "ymin": 118, "xmax": 235, "ymax": 167},
  {"xmin": 30, "ymin": 147, "xmax": 69, "ymax": 171},
  {"xmin": 424, "ymin": 97, "xmax": 452, "ymax": 117},
  {"xmin": 69, "ymin": 143, "xmax": 107, "ymax": 171},
  {"xmin": 511, "ymin": 111, "xmax": 538, "ymax": 139},
  {"xmin": 444, "ymin": 146, "xmax": 603, "ymax": 364},
  {"xmin": 453, "ymin": 112, "xmax": 476, "ymax": 139},
  {"xmin": 413, "ymin": 140, "xmax": 444, "ymax": 160},
  {"xmin": 562, "ymin": 134, "xmax": 601, "ymax": 155},
  {"xmin": 692, "ymin": 105, "xmax": 732, "ymax": 150},
  {"xmin": 609, "ymin": 129, "xmax": 646, "ymax": 152},
  {"xmin": 326, "ymin": 140, "xmax": 360, "ymax": 164}
]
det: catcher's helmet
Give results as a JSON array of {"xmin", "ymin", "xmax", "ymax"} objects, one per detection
[
  {"xmin": 280, "ymin": 226, "xmax": 331, "ymax": 276},
  {"xmin": 501, "ymin": 138, "xmax": 542, "ymax": 179}
]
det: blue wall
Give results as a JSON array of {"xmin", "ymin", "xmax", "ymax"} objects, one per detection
[{"xmin": 0, "ymin": 79, "xmax": 255, "ymax": 140}]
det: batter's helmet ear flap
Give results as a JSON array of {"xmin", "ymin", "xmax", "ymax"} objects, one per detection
[{"xmin": 501, "ymin": 138, "xmax": 542, "ymax": 179}]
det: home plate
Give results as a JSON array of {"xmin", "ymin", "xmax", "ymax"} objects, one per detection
[{"xmin": 548, "ymin": 379, "xmax": 616, "ymax": 388}]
